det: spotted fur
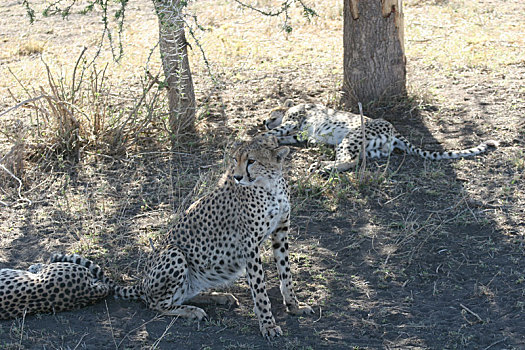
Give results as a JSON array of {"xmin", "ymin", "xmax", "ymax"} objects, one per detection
[
  {"xmin": 264, "ymin": 101, "xmax": 498, "ymax": 173},
  {"xmin": 113, "ymin": 135, "xmax": 313, "ymax": 339},
  {"xmin": 0, "ymin": 253, "xmax": 112, "ymax": 319}
]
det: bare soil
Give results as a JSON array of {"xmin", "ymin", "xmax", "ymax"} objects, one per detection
[{"xmin": 1, "ymin": 0, "xmax": 524, "ymax": 349}]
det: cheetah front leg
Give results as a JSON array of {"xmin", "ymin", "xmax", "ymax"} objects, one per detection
[
  {"xmin": 271, "ymin": 217, "xmax": 313, "ymax": 316},
  {"xmin": 263, "ymin": 121, "xmax": 302, "ymax": 145},
  {"xmin": 245, "ymin": 246, "xmax": 282, "ymax": 339},
  {"xmin": 309, "ymin": 138, "xmax": 358, "ymax": 174}
]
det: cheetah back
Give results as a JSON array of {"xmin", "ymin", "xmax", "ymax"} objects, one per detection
[{"xmin": 0, "ymin": 254, "xmax": 112, "ymax": 319}]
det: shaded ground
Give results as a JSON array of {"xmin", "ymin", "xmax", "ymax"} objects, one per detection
[{"xmin": 1, "ymin": 0, "xmax": 524, "ymax": 349}]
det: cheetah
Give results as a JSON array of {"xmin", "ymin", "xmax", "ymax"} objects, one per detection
[
  {"xmin": 113, "ymin": 135, "xmax": 313, "ymax": 339},
  {"xmin": 0, "ymin": 253, "xmax": 112, "ymax": 319},
  {"xmin": 263, "ymin": 100, "xmax": 498, "ymax": 173}
]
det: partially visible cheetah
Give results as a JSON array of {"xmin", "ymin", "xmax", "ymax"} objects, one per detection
[
  {"xmin": 264, "ymin": 100, "xmax": 498, "ymax": 173},
  {"xmin": 114, "ymin": 135, "xmax": 313, "ymax": 339},
  {"xmin": 0, "ymin": 253, "xmax": 112, "ymax": 319}
]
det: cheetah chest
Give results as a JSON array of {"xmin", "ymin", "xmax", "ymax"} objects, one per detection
[{"xmin": 263, "ymin": 186, "xmax": 290, "ymax": 241}]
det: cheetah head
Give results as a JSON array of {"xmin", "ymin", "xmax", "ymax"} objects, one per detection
[
  {"xmin": 231, "ymin": 135, "xmax": 289, "ymax": 186},
  {"xmin": 264, "ymin": 99, "xmax": 294, "ymax": 130},
  {"xmin": 27, "ymin": 263, "xmax": 44, "ymax": 274}
]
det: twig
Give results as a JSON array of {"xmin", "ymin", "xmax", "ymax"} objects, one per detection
[
  {"xmin": 105, "ymin": 300, "xmax": 118, "ymax": 349},
  {"xmin": 18, "ymin": 309, "xmax": 27, "ymax": 349},
  {"xmin": 482, "ymin": 337, "xmax": 507, "ymax": 350},
  {"xmin": 313, "ymin": 306, "xmax": 322, "ymax": 323},
  {"xmin": 150, "ymin": 316, "xmax": 178, "ymax": 349},
  {"xmin": 183, "ymin": 16, "xmax": 217, "ymax": 84},
  {"xmin": 149, "ymin": 237, "xmax": 156, "ymax": 251},
  {"xmin": 0, "ymin": 163, "xmax": 31, "ymax": 206},
  {"xmin": 358, "ymin": 102, "xmax": 367, "ymax": 182},
  {"xmin": 7, "ymin": 67, "xmax": 33, "ymax": 98},
  {"xmin": 71, "ymin": 46, "xmax": 89, "ymax": 100},
  {"xmin": 72, "ymin": 333, "xmax": 89, "ymax": 350},
  {"xmin": 0, "ymin": 95, "xmax": 46, "ymax": 118},
  {"xmin": 233, "ymin": 0, "xmax": 291, "ymax": 17},
  {"xmin": 117, "ymin": 314, "xmax": 162, "ymax": 348},
  {"xmin": 460, "ymin": 303, "xmax": 484, "ymax": 324}
]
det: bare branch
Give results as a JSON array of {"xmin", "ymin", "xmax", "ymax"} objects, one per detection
[{"xmin": 0, "ymin": 96, "xmax": 46, "ymax": 118}]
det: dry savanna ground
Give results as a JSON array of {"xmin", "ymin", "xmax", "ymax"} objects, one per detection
[{"xmin": 0, "ymin": 0, "xmax": 524, "ymax": 349}]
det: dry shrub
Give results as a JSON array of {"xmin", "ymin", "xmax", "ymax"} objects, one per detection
[
  {"xmin": 5, "ymin": 50, "xmax": 167, "ymax": 166},
  {"xmin": 17, "ymin": 40, "xmax": 45, "ymax": 56},
  {"xmin": 0, "ymin": 138, "xmax": 25, "ymax": 182}
]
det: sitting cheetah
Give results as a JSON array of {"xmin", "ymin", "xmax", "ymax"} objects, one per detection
[
  {"xmin": 0, "ymin": 253, "xmax": 112, "ymax": 319},
  {"xmin": 113, "ymin": 136, "xmax": 313, "ymax": 339},
  {"xmin": 264, "ymin": 100, "xmax": 498, "ymax": 173}
]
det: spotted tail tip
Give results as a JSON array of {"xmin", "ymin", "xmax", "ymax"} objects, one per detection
[{"xmin": 49, "ymin": 252, "xmax": 65, "ymax": 262}]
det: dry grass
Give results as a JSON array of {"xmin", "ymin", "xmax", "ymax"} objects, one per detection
[
  {"xmin": 405, "ymin": 0, "xmax": 524, "ymax": 71},
  {"xmin": 17, "ymin": 39, "xmax": 45, "ymax": 56}
]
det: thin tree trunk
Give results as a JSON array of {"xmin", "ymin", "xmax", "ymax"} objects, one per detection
[
  {"xmin": 342, "ymin": 0, "xmax": 406, "ymax": 111},
  {"xmin": 153, "ymin": 0, "xmax": 196, "ymax": 139}
]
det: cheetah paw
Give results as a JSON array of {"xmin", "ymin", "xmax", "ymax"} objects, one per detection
[
  {"xmin": 213, "ymin": 293, "xmax": 239, "ymax": 307},
  {"xmin": 260, "ymin": 324, "xmax": 282, "ymax": 340},
  {"xmin": 185, "ymin": 307, "xmax": 208, "ymax": 321},
  {"xmin": 287, "ymin": 302, "xmax": 314, "ymax": 315},
  {"xmin": 162, "ymin": 305, "xmax": 208, "ymax": 321}
]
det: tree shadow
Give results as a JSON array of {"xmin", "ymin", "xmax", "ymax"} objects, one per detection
[{"xmin": 280, "ymin": 93, "xmax": 524, "ymax": 348}]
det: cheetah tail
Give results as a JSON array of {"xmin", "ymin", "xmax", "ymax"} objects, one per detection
[
  {"xmin": 113, "ymin": 284, "xmax": 143, "ymax": 301},
  {"xmin": 395, "ymin": 136, "xmax": 498, "ymax": 160}
]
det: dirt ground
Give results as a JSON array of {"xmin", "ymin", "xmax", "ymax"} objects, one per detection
[{"xmin": 1, "ymin": 0, "xmax": 524, "ymax": 349}]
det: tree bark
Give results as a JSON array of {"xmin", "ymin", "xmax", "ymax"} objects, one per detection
[
  {"xmin": 153, "ymin": 0, "xmax": 196, "ymax": 139},
  {"xmin": 342, "ymin": 0, "xmax": 406, "ymax": 111}
]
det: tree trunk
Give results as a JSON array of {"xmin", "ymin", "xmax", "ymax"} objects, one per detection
[
  {"xmin": 153, "ymin": 0, "xmax": 196, "ymax": 139},
  {"xmin": 342, "ymin": 0, "xmax": 406, "ymax": 111}
]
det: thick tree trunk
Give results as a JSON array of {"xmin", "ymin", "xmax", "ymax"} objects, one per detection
[
  {"xmin": 342, "ymin": 0, "xmax": 406, "ymax": 111},
  {"xmin": 153, "ymin": 0, "xmax": 196, "ymax": 139}
]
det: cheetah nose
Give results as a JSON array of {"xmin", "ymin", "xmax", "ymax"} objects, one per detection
[{"xmin": 233, "ymin": 174, "xmax": 243, "ymax": 182}]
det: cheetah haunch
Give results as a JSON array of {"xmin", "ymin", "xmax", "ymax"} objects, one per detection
[
  {"xmin": 264, "ymin": 100, "xmax": 498, "ymax": 173},
  {"xmin": 114, "ymin": 136, "xmax": 313, "ymax": 339},
  {"xmin": 0, "ymin": 253, "xmax": 112, "ymax": 319}
]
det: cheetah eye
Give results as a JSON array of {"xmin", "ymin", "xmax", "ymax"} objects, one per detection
[{"xmin": 247, "ymin": 159, "xmax": 256, "ymax": 165}]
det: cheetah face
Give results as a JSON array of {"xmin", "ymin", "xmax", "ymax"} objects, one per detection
[
  {"xmin": 264, "ymin": 108, "xmax": 286, "ymax": 130},
  {"xmin": 264, "ymin": 99, "xmax": 294, "ymax": 130},
  {"xmin": 231, "ymin": 136, "xmax": 289, "ymax": 186},
  {"xmin": 27, "ymin": 263, "xmax": 44, "ymax": 274}
]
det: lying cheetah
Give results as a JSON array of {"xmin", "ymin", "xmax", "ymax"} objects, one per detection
[
  {"xmin": 0, "ymin": 253, "xmax": 112, "ymax": 319},
  {"xmin": 114, "ymin": 136, "xmax": 313, "ymax": 339},
  {"xmin": 264, "ymin": 100, "xmax": 498, "ymax": 173}
]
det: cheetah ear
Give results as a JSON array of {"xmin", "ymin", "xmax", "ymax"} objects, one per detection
[
  {"xmin": 274, "ymin": 146, "xmax": 289, "ymax": 163},
  {"xmin": 283, "ymin": 99, "xmax": 294, "ymax": 108},
  {"xmin": 232, "ymin": 139, "xmax": 243, "ymax": 150}
]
